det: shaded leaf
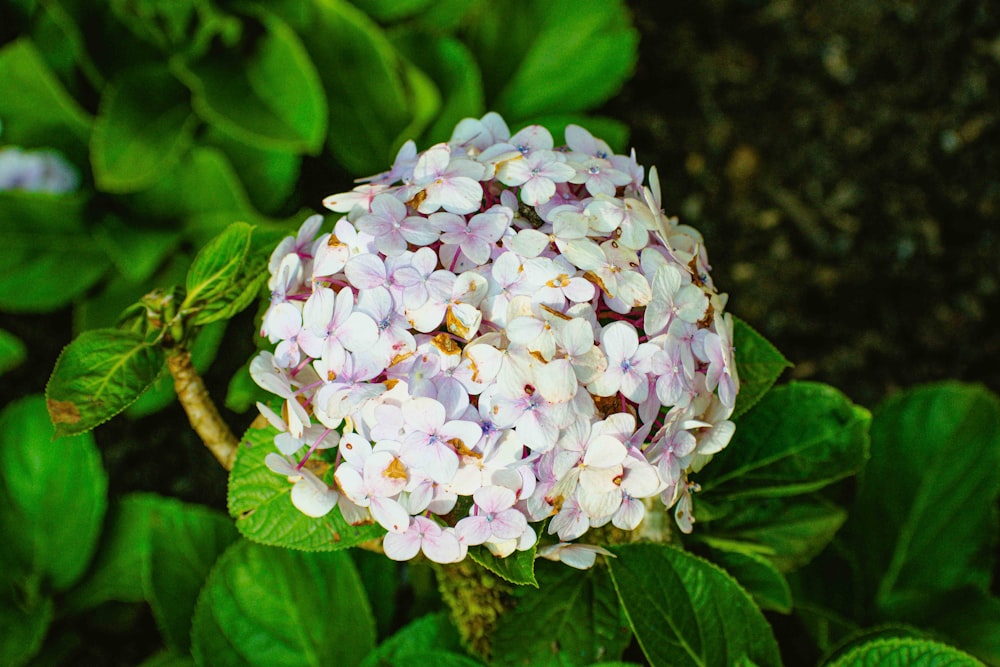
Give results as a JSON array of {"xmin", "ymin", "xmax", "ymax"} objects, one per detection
[
  {"xmin": 359, "ymin": 613, "xmax": 467, "ymax": 667},
  {"xmin": 731, "ymin": 317, "xmax": 791, "ymax": 420},
  {"xmin": 351, "ymin": 549, "xmax": 399, "ymax": 638},
  {"xmin": 492, "ymin": 560, "xmax": 631, "ymax": 666},
  {"xmin": 0, "ymin": 395, "xmax": 107, "ymax": 591},
  {"xmin": 350, "ymin": 0, "xmax": 434, "ymax": 23},
  {"xmin": 0, "ymin": 592, "xmax": 53, "ymax": 667},
  {"xmin": 703, "ymin": 549, "xmax": 792, "ymax": 614},
  {"xmin": 191, "ymin": 540, "xmax": 376, "ymax": 666},
  {"xmin": 203, "ymin": 125, "xmax": 301, "ymax": 215},
  {"xmin": 607, "ymin": 543, "xmax": 781, "ymax": 667},
  {"xmin": 91, "ymin": 64, "xmax": 197, "ymax": 193},
  {"xmin": 467, "ymin": 545, "xmax": 537, "ymax": 587},
  {"xmin": 823, "ymin": 637, "xmax": 982, "ymax": 667},
  {"xmin": 46, "ymin": 328, "xmax": 165, "ymax": 436},
  {"xmin": 174, "ymin": 10, "xmax": 326, "ymax": 153},
  {"xmin": 228, "ymin": 421, "xmax": 385, "ymax": 551},
  {"xmin": 909, "ymin": 589, "xmax": 1000, "ymax": 667},
  {"xmin": 93, "ymin": 215, "xmax": 183, "ymax": 284},
  {"xmin": 851, "ymin": 383, "xmax": 999, "ymax": 615},
  {"xmin": 0, "ymin": 329, "xmax": 27, "ymax": 377},
  {"xmin": 698, "ymin": 382, "xmax": 870, "ymax": 499}
]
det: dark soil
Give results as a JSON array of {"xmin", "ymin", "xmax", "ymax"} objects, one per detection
[{"xmin": 607, "ymin": 0, "xmax": 1000, "ymax": 407}]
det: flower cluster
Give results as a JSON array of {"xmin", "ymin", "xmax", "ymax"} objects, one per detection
[
  {"xmin": 0, "ymin": 146, "xmax": 79, "ymax": 194},
  {"xmin": 252, "ymin": 113, "xmax": 738, "ymax": 567}
]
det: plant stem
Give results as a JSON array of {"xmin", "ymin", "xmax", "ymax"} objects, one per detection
[{"xmin": 167, "ymin": 348, "xmax": 238, "ymax": 470}]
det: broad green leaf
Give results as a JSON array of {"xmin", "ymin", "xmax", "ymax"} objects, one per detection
[
  {"xmin": 851, "ymin": 383, "xmax": 1000, "ymax": 614},
  {"xmin": 351, "ymin": 549, "xmax": 399, "ymax": 638},
  {"xmin": 467, "ymin": 545, "xmax": 537, "ymax": 587},
  {"xmin": 731, "ymin": 317, "xmax": 791, "ymax": 420},
  {"xmin": 93, "ymin": 215, "xmax": 182, "ymax": 284},
  {"xmin": 607, "ymin": 543, "xmax": 781, "ymax": 667},
  {"xmin": 909, "ymin": 589, "xmax": 1000, "ymax": 666},
  {"xmin": 822, "ymin": 626, "xmax": 931, "ymax": 666},
  {"xmin": 128, "ymin": 319, "xmax": 227, "ymax": 418},
  {"xmin": 359, "ymin": 613, "xmax": 467, "ymax": 667},
  {"xmin": 228, "ymin": 421, "xmax": 385, "ymax": 550},
  {"xmin": 174, "ymin": 10, "xmax": 327, "ymax": 153},
  {"xmin": 694, "ymin": 494, "xmax": 848, "ymax": 573},
  {"xmin": 0, "ymin": 329, "xmax": 27, "ymax": 376},
  {"xmin": 0, "ymin": 38, "xmax": 91, "ymax": 161},
  {"xmin": 823, "ymin": 637, "xmax": 983, "ymax": 667},
  {"xmin": 191, "ymin": 540, "xmax": 376, "ymax": 667},
  {"xmin": 519, "ymin": 114, "xmax": 630, "ymax": 154},
  {"xmin": 203, "ymin": 126, "xmax": 301, "ymax": 215},
  {"xmin": 138, "ymin": 651, "xmax": 196, "ymax": 667},
  {"xmin": 350, "ymin": 0, "xmax": 434, "ymax": 22},
  {"xmin": 123, "ymin": 147, "xmax": 260, "ymax": 223},
  {"xmin": 46, "ymin": 328, "xmax": 165, "ymax": 436},
  {"xmin": 147, "ymin": 496, "xmax": 239, "ymax": 653},
  {"xmin": 465, "ymin": 0, "xmax": 637, "ymax": 120},
  {"xmin": 0, "ymin": 395, "xmax": 107, "ymax": 591},
  {"xmin": 374, "ymin": 652, "xmax": 483, "ymax": 667},
  {"xmin": 184, "ymin": 221, "xmax": 253, "ymax": 310},
  {"xmin": 390, "ymin": 57, "xmax": 442, "ymax": 152},
  {"xmin": 275, "ymin": 0, "xmax": 426, "ymax": 175},
  {"xmin": 390, "ymin": 32, "xmax": 485, "ymax": 145},
  {"xmin": 492, "ymin": 560, "xmax": 631, "ymax": 666},
  {"xmin": 698, "ymin": 382, "xmax": 870, "ymax": 499},
  {"xmin": 0, "ymin": 593, "xmax": 53, "ymax": 667},
  {"xmin": 109, "ymin": 0, "xmax": 241, "ymax": 57},
  {"xmin": 63, "ymin": 494, "xmax": 159, "ymax": 613},
  {"xmin": 91, "ymin": 64, "xmax": 197, "ymax": 193},
  {"xmin": 0, "ymin": 191, "xmax": 112, "ymax": 313},
  {"xmin": 703, "ymin": 549, "xmax": 792, "ymax": 614}
]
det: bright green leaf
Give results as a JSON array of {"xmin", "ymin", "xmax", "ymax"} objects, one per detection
[
  {"xmin": 823, "ymin": 637, "xmax": 983, "ymax": 667},
  {"xmin": 695, "ymin": 494, "xmax": 848, "ymax": 573},
  {"xmin": 465, "ymin": 0, "xmax": 637, "ymax": 120},
  {"xmin": 350, "ymin": 0, "xmax": 434, "ymax": 23},
  {"xmin": 191, "ymin": 540, "xmax": 376, "ymax": 666},
  {"xmin": 91, "ymin": 64, "xmax": 197, "ymax": 193},
  {"xmin": 607, "ymin": 543, "xmax": 781, "ymax": 667},
  {"xmin": 703, "ymin": 549, "xmax": 792, "ymax": 614},
  {"xmin": 147, "ymin": 495, "xmax": 239, "ymax": 653},
  {"xmin": 360, "ymin": 613, "xmax": 466, "ymax": 667},
  {"xmin": 0, "ymin": 395, "xmax": 107, "ymax": 591},
  {"xmin": 203, "ymin": 126, "xmax": 301, "ymax": 215},
  {"xmin": 698, "ymin": 382, "xmax": 870, "ymax": 500},
  {"xmin": 467, "ymin": 545, "xmax": 537, "ymax": 587},
  {"xmin": 492, "ymin": 560, "xmax": 631, "ymax": 666},
  {"xmin": 0, "ymin": 38, "xmax": 91, "ymax": 161},
  {"xmin": 731, "ymin": 317, "xmax": 791, "ymax": 420},
  {"xmin": 851, "ymin": 383, "xmax": 1000, "ymax": 615},
  {"xmin": 0, "ymin": 329, "xmax": 27, "ymax": 377},
  {"xmin": 228, "ymin": 421, "xmax": 385, "ymax": 551},
  {"xmin": 184, "ymin": 221, "xmax": 253, "ymax": 310},
  {"xmin": 46, "ymin": 328, "xmax": 165, "ymax": 436},
  {"xmin": 174, "ymin": 10, "xmax": 327, "ymax": 153}
]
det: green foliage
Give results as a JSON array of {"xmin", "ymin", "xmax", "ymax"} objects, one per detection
[
  {"xmin": 0, "ymin": 329, "xmax": 27, "ymax": 376},
  {"xmin": 228, "ymin": 421, "xmax": 385, "ymax": 550},
  {"xmin": 191, "ymin": 540, "xmax": 376, "ymax": 666},
  {"xmin": 467, "ymin": 545, "xmax": 537, "ymax": 587},
  {"xmin": 704, "ymin": 549, "xmax": 793, "ymax": 613},
  {"xmin": 607, "ymin": 543, "xmax": 782, "ymax": 667},
  {"xmin": 492, "ymin": 560, "xmax": 631, "ymax": 666},
  {"xmin": 822, "ymin": 637, "xmax": 984, "ymax": 667},
  {"xmin": 46, "ymin": 328, "xmax": 165, "ymax": 437},
  {"xmin": 360, "ymin": 613, "xmax": 471, "ymax": 667},
  {"xmin": 731, "ymin": 316, "xmax": 792, "ymax": 419}
]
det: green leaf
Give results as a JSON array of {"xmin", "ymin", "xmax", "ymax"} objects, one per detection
[
  {"xmin": 93, "ymin": 215, "xmax": 183, "ymax": 284},
  {"xmin": 851, "ymin": 383, "xmax": 1000, "ymax": 614},
  {"xmin": 147, "ymin": 495, "xmax": 239, "ymax": 653},
  {"xmin": 909, "ymin": 589, "xmax": 1000, "ymax": 666},
  {"xmin": 91, "ymin": 64, "xmax": 197, "ymax": 193},
  {"xmin": 228, "ymin": 421, "xmax": 385, "ymax": 550},
  {"xmin": 465, "ymin": 0, "xmax": 637, "ymax": 120},
  {"xmin": 225, "ymin": 357, "xmax": 271, "ymax": 413},
  {"xmin": 731, "ymin": 317, "xmax": 791, "ymax": 420},
  {"xmin": 46, "ymin": 328, "xmax": 165, "ymax": 436},
  {"xmin": 467, "ymin": 545, "xmax": 537, "ymax": 587},
  {"xmin": 492, "ymin": 560, "xmax": 631, "ymax": 666},
  {"xmin": 191, "ymin": 540, "xmax": 376, "ymax": 666},
  {"xmin": 0, "ymin": 191, "xmax": 112, "ymax": 313},
  {"xmin": 0, "ymin": 38, "xmax": 91, "ymax": 161},
  {"xmin": 137, "ymin": 651, "xmax": 196, "ymax": 667},
  {"xmin": 174, "ymin": 10, "xmax": 327, "ymax": 153},
  {"xmin": 822, "ymin": 637, "xmax": 983, "ymax": 667},
  {"xmin": 390, "ymin": 32, "xmax": 485, "ymax": 145},
  {"xmin": 360, "ymin": 613, "xmax": 468, "ymax": 667},
  {"xmin": 0, "ymin": 395, "xmax": 107, "ymax": 591},
  {"xmin": 350, "ymin": 0, "xmax": 434, "ymax": 23},
  {"xmin": 0, "ymin": 329, "xmax": 27, "ymax": 377},
  {"xmin": 702, "ymin": 549, "xmax": 792, "ymax": 614},
  {"xmin": 0, "ymin": 593, "xmax": 53, "ymax": 667},
  {"xmin": 694, "ymin": 494, "xmax": 848, "ymax": 573},
  {"xmin": 607, "ymin": 543, "xmax": 781, "ymax": 667},
  {"xmin": 698, "ymin": 382, "xmax": 870, "ymax": 500},
  {"xmin": 183, "ymin": 221, "xmax": 253, "ymax": 309},
  {"xmin": 351, "ymin": 549, "xmax": 399, "ymax": 638},
  {"xmin": 203, "ymin": 125, "xmax": 301, "ymax": 215},
  {"xmin": 63, "ymin": 494, "xmax": 158, "ymax": 613},
  {"xmin": 276, "ymin": 0, "xmax": 429, "ymax": 175}
]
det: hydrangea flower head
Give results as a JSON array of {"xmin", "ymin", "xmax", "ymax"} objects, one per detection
[{"xmin": 252, "ymin": 113, "xmax": 739, "ymax": 567}]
